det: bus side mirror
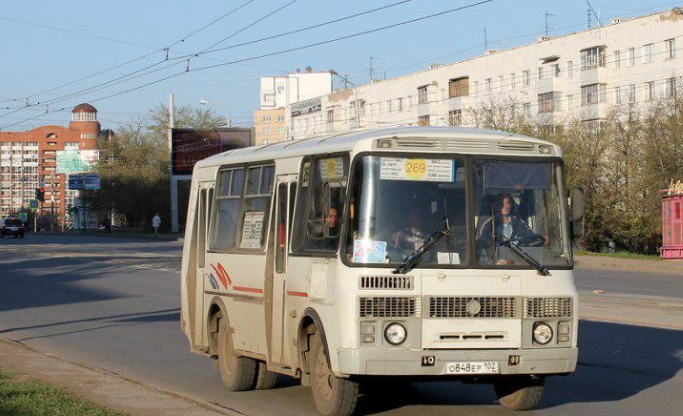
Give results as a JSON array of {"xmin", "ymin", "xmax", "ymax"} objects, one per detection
[{"xmin": 570, "ymin": 187, "xmax": 586, "ymax": 240}]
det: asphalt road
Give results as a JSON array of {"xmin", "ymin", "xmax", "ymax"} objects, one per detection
[{"xmin": 0, "ymin": 234, "xmax": 681, "ymax": 416}]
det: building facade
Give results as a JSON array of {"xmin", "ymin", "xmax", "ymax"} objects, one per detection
[
  {"xmin": 0, "ymin": 103, "xmax": 101, "ymax": 227},
  {"xmin": 288, "ymin": 8, "xmax": 683, "ymax": 140},
  {"xmin": 254, "ymin": 67, "xmax": 332, "ymax": 144}
]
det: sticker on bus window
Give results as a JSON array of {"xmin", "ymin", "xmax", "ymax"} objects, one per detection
[
  {"xmin": 301, "ymin": 162, "xmax": 311, "ymax": 187},
  {"xmin": 352, "ymin": 239, "xmax": 387, "ymax": 263},
  {"xmin": 437, "ymin": 252, "xmax": 461, "ymax": 265},
  {"xmin": 379, "ymin": 157, "xmax": 454, "ymax": 182},
  {"xmin": 318, "ymin": 157, "xmax": 345, "ymax": 181},
  {"xmin": 240, "ymin": 211, "xmax": 265, "ymax": 249}
]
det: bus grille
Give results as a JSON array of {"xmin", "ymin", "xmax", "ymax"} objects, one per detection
[
  {"xmin": 429, "ymin": 297, "xmax": 517, "ymax": 318},
  {"xmin": 359, "ymin": 275, "xmax": 413, "ymax": 290},
  {"xmin": 359, "ymin": 297, "xmax": 417, "ymax": 318},
  {"xmin": 524, "ymin": 297, "xmax": 574, "ymax": 318}
]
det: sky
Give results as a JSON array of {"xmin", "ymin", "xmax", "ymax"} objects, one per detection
[{"xmin": 0, "ymin": 0, "xmax": 680, "ymax": 131}]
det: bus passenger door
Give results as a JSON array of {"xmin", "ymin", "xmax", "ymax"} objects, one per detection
[{"xmin": 269, "ymin": 175, "xmax": 296, "ymax": 364}]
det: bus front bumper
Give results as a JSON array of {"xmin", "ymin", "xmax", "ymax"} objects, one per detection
[{"xmin": 337, "ymin": 347, "xmax": 577, "ymax": 376}]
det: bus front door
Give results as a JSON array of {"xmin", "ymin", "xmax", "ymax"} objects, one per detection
[{"xmin": 267, "ymin": 175, "xmax": 297, "ymax": 365}]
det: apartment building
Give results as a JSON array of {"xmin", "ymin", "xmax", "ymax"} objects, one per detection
[
  {"xmin": 288, "ymin": 7, "xmax": 683, "ymax": 140},
  {"xmin": 0, "ymin": 103, "xmax": 101, "ymax": 224},
  {"xmin": 254, "ymin": 66, "xmax": 332, "ymax": 144}
]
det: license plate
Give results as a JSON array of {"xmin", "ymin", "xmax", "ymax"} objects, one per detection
[{"xmin": 444, "ymin": 361, "xmax": 499, "ymax": 374}]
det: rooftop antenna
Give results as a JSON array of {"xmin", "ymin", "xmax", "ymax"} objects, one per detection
[
  {"xmin": 545, "ymin": 13, "xmax": 554, "ymax": 36},
  {"xmin": 367, "ymin": 56, "xmax": 377, "ymax": 82},
  {"xmin": 585, "ymin": 0, "xmax": 603, "ymax": 27},
  {"xmin": 484, "ymin": 28, "xmax": 488, "ymax": 52},
  {"xmin": 587, "ymin": 8, "xmax": 591, "ymax": 28}
]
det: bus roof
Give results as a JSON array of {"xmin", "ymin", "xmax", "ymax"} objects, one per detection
[{"xmin": 194, "ymin": 126, "xmax": 560, "ymax": 170}]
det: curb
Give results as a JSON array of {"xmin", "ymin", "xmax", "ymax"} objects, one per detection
[{"xmin": 574, "ymin": 255, "xmax": 683, "ymax": 275}]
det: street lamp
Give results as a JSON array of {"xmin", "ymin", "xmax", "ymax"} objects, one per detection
[{"xmin": 199, "ymin": 99, "xmax": 231, "ymax": 127}]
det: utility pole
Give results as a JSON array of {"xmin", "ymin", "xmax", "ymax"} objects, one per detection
[{"xmin": 169, "ymin": 93, "xmax": 179, "ymax": 234}]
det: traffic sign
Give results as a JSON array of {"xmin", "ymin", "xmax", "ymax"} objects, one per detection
[{"xmin": 29, "ymin": 199, "xmax": 38, "ymax": 209}]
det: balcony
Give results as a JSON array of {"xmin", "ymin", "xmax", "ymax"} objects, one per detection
[{"xmin": 446, "ymin": 95, "xmax": 470, "ymax": 112}]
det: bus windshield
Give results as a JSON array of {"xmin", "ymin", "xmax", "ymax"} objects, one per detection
[
  {"xmin": 346, "ymin": 155, "xmax": 468, "ymax": 266},
  {"xmin": 345, "ymin": 155, "xmax": 570, "ymax": 269}
]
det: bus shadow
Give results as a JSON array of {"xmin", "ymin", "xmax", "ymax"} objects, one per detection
[{"xmin": 355, "ymin": 320, "xmax": 683, "ymax": 414}]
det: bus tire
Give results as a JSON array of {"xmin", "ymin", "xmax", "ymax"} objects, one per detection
[
  {"xmin": 494, "ymin": 376, "xmax": 545, "ymax": 411},
  {"xmin": 217, "ymin": 320, "xmax": 258, "ymax": 391},
  {"xmin": 310, "ymin": 334, "xmax": 359, "ymax": 416},
  {"xmin": 255, "ymin": 361, "xmax": 278, "ymax": 389}
]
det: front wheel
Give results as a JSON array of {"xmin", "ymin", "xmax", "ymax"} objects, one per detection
[
  {"xmin": 494, "ymin": 376, "xmax": 545, "ymax": 411},
  {"xmin": 310, "ymin": 333, "xmax": 359, "ymax": 416},
  {"xmin": 217, "ymin": 319, "xmax": 258, "ymax": 391}
]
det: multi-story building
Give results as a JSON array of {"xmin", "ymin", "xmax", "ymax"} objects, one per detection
[
  {"xmin": 0, "ymin": 103, "xmax": 101, "ymax": 226},
  {"xmin": 254, "ymin": 66, "xmax": 332, "ymax": 144},
  {"xmin": 288, "ymin": 7, "xmax": 683, "ymax": 140}
]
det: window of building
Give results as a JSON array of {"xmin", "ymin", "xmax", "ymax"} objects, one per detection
[
  {"xmin": 522, "ymin": 70, "xmax": 530, "ymax": 86},
  {"xmin": 263, "ymin": 115, "xmax": 271, "ymax": 122},
  {"xmin": 645, "ymin": 81, "xmax": 655, "ymax": 101},
  {"xmin": 277, "ymin": 115, "xmax": 284, "ymax": 122},
  {"xmin": 418, "ymin": 115, "xmax": 430, "ymax": 126},
  {"xmin": 665, "ymin": 38, "xmax": 676, "ymax": 60},
  {"xmin": 263, "ymin": 93, "xmax": 275, "ymax": 102},
  {"xmin": 628, "ymin": 47, "xmax": 635, "ymax": 66},
  {"xmin": 642, "ymin": 43, "xmax": 654, "ymax": 63},
  {"xmin": 537, "ymin": 67, "xmax": 544, "ymax": 80},
  {"xmin": 264, "ymin": 127, "xmax": 271, "ymax": 134},
  {"xmin": 567, "ymin": 94, "xmax": 574, "ymax": 109},
  {"xmin": 552, "ymin": 64, "xmax": 560, "ymax": 78},
  {"xmin": 498, "ymin": 75, "xmax": 505, "ymax": 91},
  {"xmin": 397, "ymin": 97, "xmax": 403, "ymax": 112},
  {"xmin": 627, "ymin": 84, "xmax": 636, "ymax": 103},
  {"xmin": 473, "ymin": 81, "xmax": 479, "ymax": 96},
  {"xmin": 615, "ymin": 87, "xmax": 622, "ymax": 104},
  {"xmin": 448, "ymin": 110, "xmax": 462, "ymax": 126},
  {"xmin": 387, "ymin": 100, "xmax": 393, "ymax": 114},
  {"xmin": 277, "ymin": 85, "xmax": 285, "ymax": 93},
  {"xmin": 485, "ymin": 78, "xmax": 492, "ymax": 94},
  {"xmin": 566, "ymin": 61, "xmax": 573, "ymax": 78},
  {"xmin": 417, "ymin": 85, "xmax": 429, "ymax": 104},
  {"xmin": 448, "ymin": 77, "xmax": 469, "ymax": 98},
  {"xmin": 327, "ymin": 109, "xmax": 335, "ymax": 123},
  {"xmin": 581, "ymin": 46, "xmax": 606, "ymax": 70},
  {"xmin": 510, "ymin": 73, "xmax": 516, "ymax": 90},
  {"xmin": 614, "ymin": 50, "xmax": 621, "ymax": 69},
  {"xmin": 537, "ymin": 92, "xmax": 555, "ymax": 113},
  {"xmin": 523, "ymin": 102, "xmax": 531, "ymax": 118},
  {"xmin": 581, "ymin": 83, "xmax": 605, "ymax": 105},
  {"xmin": 666, "ymin": 77, "xmax": 677, "ymax": 98}
]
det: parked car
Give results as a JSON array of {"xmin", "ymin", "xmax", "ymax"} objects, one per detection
[{"xmin": 1, "ymin": 218, "xmax": 25, "ymax": 238}]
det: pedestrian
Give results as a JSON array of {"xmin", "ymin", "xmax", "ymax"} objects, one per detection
[
  {"xmin": 103, "ymin": 215, "xmax": 111, "ymax": 234},
  {"xmin": 152, "ymin": 213, "xmax": 161, "ymax": 238}
]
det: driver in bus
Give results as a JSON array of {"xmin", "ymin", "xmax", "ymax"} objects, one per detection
[
  {"xmin": 389, "ymin": 206, "xmax": 429, "ymax": 262},
  {"xmin": 476, "ymin": 193, "xmax": 547, "ymax": 252}
]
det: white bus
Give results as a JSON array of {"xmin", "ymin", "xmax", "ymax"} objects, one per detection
[{"xmin": 181, "ymin": 126, "xmax": 584, "ymax": 416}]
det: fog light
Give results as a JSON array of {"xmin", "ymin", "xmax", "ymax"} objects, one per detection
[
  {"xmin": 361, "ymin": 323, "xmax": 375, "ymax": 335},
  {"xmin": 384, "ymin": 322, "xmax": 407, "ymax": 345},
  {"xmin": 533, "ymin": 322, "xmax": 553, "ymax": 345},
  {"xmin": 558, "ymin": 321, "xmax": 570, "ymax": 342}
]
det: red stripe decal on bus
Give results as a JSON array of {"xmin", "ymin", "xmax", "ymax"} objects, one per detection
[
  {"xmin": 233, "ymin": 286, "xmax": 264, "ymax": 294},
  {"xmin": 286, "ymin": 291, "xmax": 308, "ymax": 298}
]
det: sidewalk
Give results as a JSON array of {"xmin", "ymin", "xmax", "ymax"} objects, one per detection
[
  {"xmin": 0, "ymin": 339, "xmax": 236, "ymax": 416},
  {"xmin": 574, "ymin": 254, "xmax": 683, "ymax": 275}
]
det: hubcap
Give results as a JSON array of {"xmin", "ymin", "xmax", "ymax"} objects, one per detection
[{"xmin": 314, "ymin": 346, "xmax": 333, "ymax": 401}]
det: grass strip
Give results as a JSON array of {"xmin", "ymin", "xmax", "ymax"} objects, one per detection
[
  {"xmin": 0, "ymin": 368, "xmax": 126, "ymax": 416},
  {"xmin": 574, "ymin": 250, "xmax": 661, "ymax": 261}
]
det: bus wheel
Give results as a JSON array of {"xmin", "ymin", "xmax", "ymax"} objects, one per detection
[
  {"xmin": 494, "ymin": 376, "xmax": 545, "ymax": 411},
  {"xmin": 310, "ymin": 334, "xmax": 359, "ymax": 416},
  {"xmin": 217, "ymin": 321, "xmax": 258, "ymax": 391},
  {"xmin": 255, "ymin": 362, "xmax": 278, "ymax": 389}
]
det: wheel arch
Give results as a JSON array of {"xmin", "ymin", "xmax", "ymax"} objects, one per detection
[
  {"xmin": 297, "ymin": 307, "xmax": 331, "ymax": 381},
  {"xmin": 206, "ymin": 296, "xmax": 229, "ymax": 356}
]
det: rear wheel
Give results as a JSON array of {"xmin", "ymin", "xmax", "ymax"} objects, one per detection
[
  {"xmin": 309, "ymin": 333, "xmax": 359, "ymax": 416},
  {"xmin": 494, "ymin": 376, "xmax": 545, "ymax": 411},
  {"xmin": 217, "ymin": 319, "xmax": 258, "ymax": 391}
]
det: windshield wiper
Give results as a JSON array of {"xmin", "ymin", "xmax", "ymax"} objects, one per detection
[
  {"xmin": 392, "ymin": 218, "xmax": 451, "ymax": 275},
  {"xmin": 494, "ymin": 234, "xmax": 550, "ymax": 276}
]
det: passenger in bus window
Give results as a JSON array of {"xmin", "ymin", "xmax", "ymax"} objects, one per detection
[
  {"xmin": 476, "ymin": 193, "xmax": 546, "ymax": 258},
  {"xmin": 389, "ymin": 206, "xmax": 428, "ymax": 262}
]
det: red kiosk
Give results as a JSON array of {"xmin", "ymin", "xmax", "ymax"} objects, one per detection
[{"xmin": 661, "ymin": 180, "xmax": 683, "ymax": 259}]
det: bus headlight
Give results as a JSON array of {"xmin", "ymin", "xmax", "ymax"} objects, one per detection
[
  {"xmin": 384, "ymin": 323, "xmax": 407, "ymax": 345},
  {"xmin": 533, "ymin": 322, "xmax": 553, "ymax": 345}
]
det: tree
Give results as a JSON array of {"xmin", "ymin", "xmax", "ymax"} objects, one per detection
[{"xmin": 91, "ymin": 104, "xmax": 224, "ymax": 229}]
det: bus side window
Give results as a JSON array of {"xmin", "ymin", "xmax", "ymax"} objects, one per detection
[
  {"xmin": 291, "ymin": 158, "xmax": 312, "ymax": 253},
  {"xmin": 238, "ymin": 165, "xmax": 274, "ymax": 250},
  {"xmin": 197, "ymin": 188, "xmax": 207, "ymax": 268},
  {"xmin": 209, "ymin": 168, "xmax": 244, "ymax": 250}
]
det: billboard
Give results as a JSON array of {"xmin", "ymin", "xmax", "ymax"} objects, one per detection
[
  {"xmin": 68, "ymin": 173, "xmax": 101, "ymax": 190},
  {"xmin": 57, "ymin": 150, "xmax": 99, "ymax": 173},
  {"xmin": 291, "ymin": 97, "xmax": 322, "ymax": 117},
  {"xmin": 171, "ymin": 128, "xmax": 253, "ymax": 176}
]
